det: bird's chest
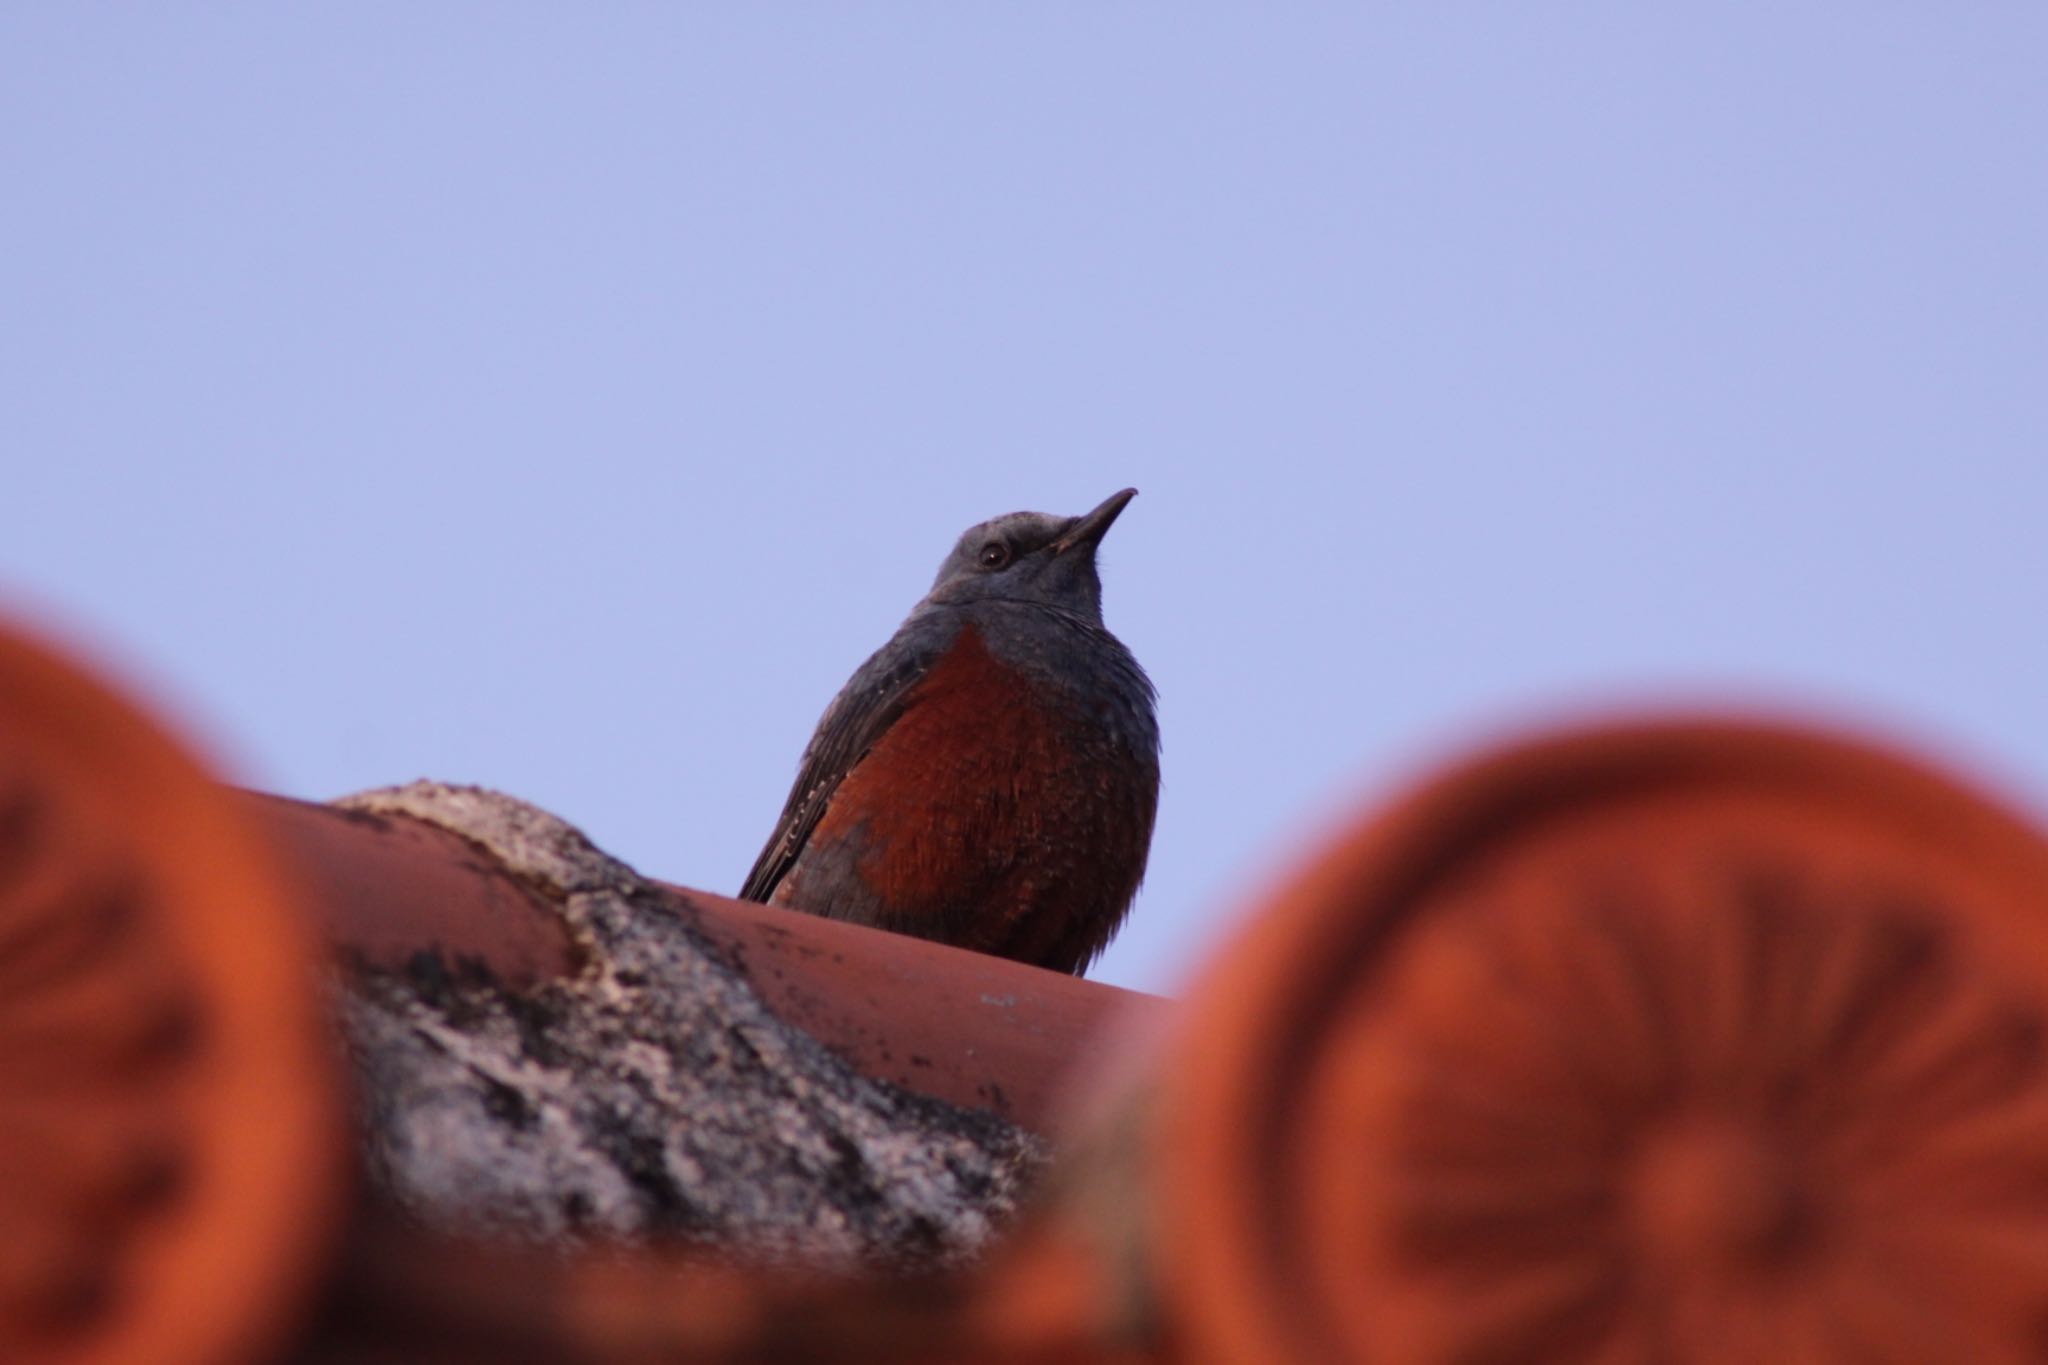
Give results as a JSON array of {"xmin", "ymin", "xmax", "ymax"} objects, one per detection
[
  {"xmin": 826, "ymin": 627, "xmax": 1143, "ymax": 905},
  {"xmin": 867, "ymin": 632, "xmax": 1121, "ymax": 827}
]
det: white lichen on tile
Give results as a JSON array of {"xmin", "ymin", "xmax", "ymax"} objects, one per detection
[{"xmin": 333, "ymin": 780, "xmax": 1046, "ymax": 1271}]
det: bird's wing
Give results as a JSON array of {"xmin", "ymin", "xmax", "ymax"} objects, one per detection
[{"xmin": 738, "ymin": 626, "xmax": 949, "ymax": 904}]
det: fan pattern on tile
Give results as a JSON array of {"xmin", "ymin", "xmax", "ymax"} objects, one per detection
[
  {"xmin": 1371, "ymin": 861, "xmax": 2048, "ymax": 1364},
  {"xmin": 0, "ymin": 749, "xmax": 201, "ymax": 1353}
]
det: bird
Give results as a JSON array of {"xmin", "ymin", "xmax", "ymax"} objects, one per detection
[{"xmin": 740, "ymin": 489, "xmax": 1159, "ymax": 976}]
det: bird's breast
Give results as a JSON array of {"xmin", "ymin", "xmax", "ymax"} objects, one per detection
[{"xmin": 784, "ymin": 621, "xmax": 1157, "ymax": 960}]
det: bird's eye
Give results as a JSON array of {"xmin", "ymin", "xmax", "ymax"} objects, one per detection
[{"xmin": 978, "ymin": 542, "xmax": 1011, "ymax": 569}]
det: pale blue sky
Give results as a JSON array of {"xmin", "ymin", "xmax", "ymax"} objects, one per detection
[{"xmin": 6, "ymin": 8, "xmax": 2045, "ymax": 994}]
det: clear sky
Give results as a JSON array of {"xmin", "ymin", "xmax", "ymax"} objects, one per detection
[{"xmin": 6, "ymin": 9, "xmax": 2045, "ymax": 995}]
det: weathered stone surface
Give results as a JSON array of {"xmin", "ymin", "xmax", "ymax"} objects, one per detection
[{"xmin": 332, "ymin": 782, "xmax": 1047, "ymax": 1271}]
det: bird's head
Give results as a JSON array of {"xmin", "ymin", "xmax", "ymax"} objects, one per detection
[{"xmin": 923, "ymin": 488, "xmax": 1137, "ymax": 620}]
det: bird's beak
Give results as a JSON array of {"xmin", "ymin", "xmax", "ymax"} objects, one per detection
[{"xmin": 1051, "ymin": 487, "xmax": 1137, "ymax": 555}]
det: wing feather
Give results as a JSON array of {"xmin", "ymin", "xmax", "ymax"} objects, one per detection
[{"xmin": 738, "ymin": 628, "xmax": 947, "ymax": 903}]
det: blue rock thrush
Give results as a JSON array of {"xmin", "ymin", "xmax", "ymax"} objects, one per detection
[{"xmin": 740, "ymin": 489, "xmax": 1159, "ymax": 976}]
